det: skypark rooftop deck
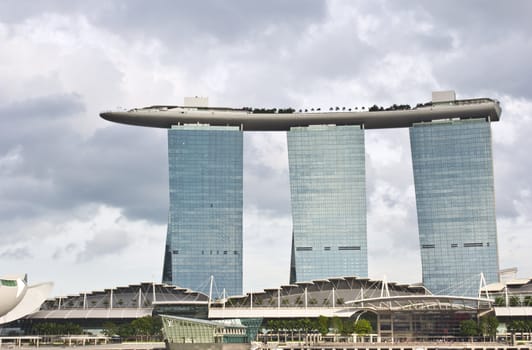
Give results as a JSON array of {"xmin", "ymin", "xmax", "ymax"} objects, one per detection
[{"xmin": 100, "ymin": 97, "xmax": 501, "ymax": 131}]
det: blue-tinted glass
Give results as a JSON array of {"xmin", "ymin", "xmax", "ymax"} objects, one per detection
[
  {"xmin": 410, "ymin": 119, "xmax": 499, "ymax": 296},
  {"xmin": 162, "ymin": 125, "xmax": 243, "ymax": 296},
  {"xmin": 287, "ymin": 125, "xmax": 367, "ymax": 282}
]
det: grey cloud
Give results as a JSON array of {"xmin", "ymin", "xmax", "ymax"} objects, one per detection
[
  {"xmin": 55, "ymin": 125, "xmax": 169, "ymax": 222},
  {"xmin": 0, "ymin": 246, "xmax": 33, "ymax": 259},
  {"xmin": 76, "ymin": 229, "xmax": 131, "ymax": 262},
  {"xmin": 495, "ymin": 144, "xmax": 532, "ymax": 219},
  {"xmin": 243, "ymin": 157, "xmax": 291, "ymax": 216},
  {"xmin": 0, "ymin": 0, "xmax": 327, "ymax": 44},
  {"xmin": 243, "ymin": 133, "xmax": 291, "ymax": 216},
  {"xmin": 92, "ymin": 0, "xmax": 327, "ymax": 44},
  {"xmin": 0, "ymin": 94, "xmax": 85, "ymax": 148},
  {"xmin": 52, "ymin": 243, "xmax": 78, "ymax": 260},
  {"xmin": 412, "ymin": 1, "xmax": 532, "ymax": 39},
  {"xmin": 384, "ymin": 1, "xmax": 532, "ymax": 98},
  {"xmin": 0, "ymin": 94, "xmax": 168, "ymax": 227},
  {"xmin": 433, "ymin": 39, "xmax": 532, "ymax": 99},
  {"xmin": 0, "ymin": 93, "xmax": 84, "ymax": 120}
]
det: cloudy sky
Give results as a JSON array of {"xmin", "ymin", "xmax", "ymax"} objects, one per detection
[{"xmin": 1, "ymin": 0, "xmax": 531, "ymax": 297}]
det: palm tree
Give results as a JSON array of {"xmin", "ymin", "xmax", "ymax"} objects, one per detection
[{"xmin": 510, "ymin": 295, "xmax": 521, "ymax": 306}]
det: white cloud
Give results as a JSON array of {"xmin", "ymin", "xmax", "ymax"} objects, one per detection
[
  {"xmin": 245, "ymin": 132, "xmax": 288, "ymax": 174},
  {"xmin": 498, "ymin": 196, "xmax": 532, "ymax": 278},
  {"xmin": 243, "ymin": 207, "xmax": 292, "ymax": 292}
]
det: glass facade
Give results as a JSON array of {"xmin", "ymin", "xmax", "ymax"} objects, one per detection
[
  {"xmin": 410, "ymin": 119, "xmax": 499, "ymax": 296},
  {"xmin": 287, "ymin": 125, "xmax": 367, "ymax": 283},
  {"xmin": 162, "ymin": 125, "xmax": 243, "ymax": 296}
]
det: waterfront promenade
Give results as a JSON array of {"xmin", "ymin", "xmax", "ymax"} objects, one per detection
[
  {"xmin": 0, "ymin": 339, "xmax": 532, "ymax": 350},
  {"xmin": 263, "ymin": 342, "xmax": 532, "ymax": 350},
  {"xmin": 0, "ymin": 342, "xmax": 165, "ymax": 350},
  {"xmin": 3, "ymin": 341, "xmax": 532, "ymax": 350}
]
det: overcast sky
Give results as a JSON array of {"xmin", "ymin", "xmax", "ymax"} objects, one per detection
[{"xmin": 1, "ymin": 0, "xmax": 531, "ymax": 297}]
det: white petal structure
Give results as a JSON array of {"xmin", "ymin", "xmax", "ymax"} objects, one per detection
[{"xmin": 0, "ymin": 275, "xmax": 53, "ymax": 325}]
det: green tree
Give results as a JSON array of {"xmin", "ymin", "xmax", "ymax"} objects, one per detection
[
  {"xmin": 508, "ymin": 320, "xmax": 530, "ymax": 333},
  {"xmin": 510, "ymin": 296, "xmax": 521, "ymax": 306},
  {"xmin": 330, "ymin": 316, "xmax": 343, "ymax": 335},
  {"xmin": 132, "ymin": 316, "xmax": 158, "ymax": 341},
  {"xmin": 317, "ymin": 316, "xmax": 329, "ymax": 336},
  {"xmin": 285, "ymin": 320, "xmax": 297, "ymax": 341},
  {"xmin": 267, "ymin": 319, "xmax": 279, "ymax": 332},
  {"xmin": 118, "ymin": 323, "xmax": 135, "ymax": 339},
  {"xmin": 460, "ymin": 319, "xmax": 479, "ymax": 338},
  {"xmin": 494, "ymin": 296, "xmax": 506, "ymax": 306},
  {"xmin": 301, "ymin": 318, "xmax": 313, "ymax": 333},
  {"xmin": 102, "ymin": 322, "xmax": 119, "ymax": 337},
  {"xmin": 32, "ymin": 322, "xmax": 55, "ymax": 335},
  {"xmin": 63, "ymin": 322, "xmax": 82, "ymax": 335},
  {"xmin": 354, "ymin": 319, "xmax": 372, "ymax": 335},
  {"xmin": 479, "ymin": 316, "xmax": 499, "ymax": 340},
  {"xmin": 342, "ymin": 319, "xmax": 354, "ymax": 336},
  {"xmin": 266, "ymin": 319, "xmax": 280, "ymax": 341},
  {"xmin": 151, "ymin": 316, "xmax": 163, "ymax": 338}
]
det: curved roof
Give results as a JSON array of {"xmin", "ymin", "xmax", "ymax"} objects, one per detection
[
  {"xmin": 100, "ymin": 98, "xmax": 501, "ymax": 131},
  {"xmin": 38, "ymin": 282, "xmax": 208, "ymax": 311},
  {"xmin": 345, "ymin": 294, "xmax": 493, "ymax": 311},
  {"xmin": 30, "ymin": 282, "xmax": 208, "ymax": 321}
]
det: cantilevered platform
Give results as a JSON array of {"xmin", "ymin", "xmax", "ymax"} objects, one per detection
[{"xmin": 100, "ymin": 98, "xmax": 501, "ymax": 131}]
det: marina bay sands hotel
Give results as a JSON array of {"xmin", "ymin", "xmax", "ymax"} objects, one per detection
[{"xmin": 101, "ymin": 91, "xmax": 502, "ymax": 298}]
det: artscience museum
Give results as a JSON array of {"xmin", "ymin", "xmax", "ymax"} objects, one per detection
[{"xmin": 0, "ymin": 275, "xmax": 53, "ymax": 325}]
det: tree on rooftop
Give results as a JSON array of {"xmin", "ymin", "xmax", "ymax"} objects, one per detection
[
  {"xmin": 494, "ymin": 296, "xmax": 505, "ymax": 306},
  {"xmin": 510, "ymin": 295, "xmax": 521, "ymax": 306}
]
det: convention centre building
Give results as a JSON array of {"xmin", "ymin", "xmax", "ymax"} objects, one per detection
[{"xmin": 15, "ymin": 276, "xmax": 532, "ymax": 342}]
